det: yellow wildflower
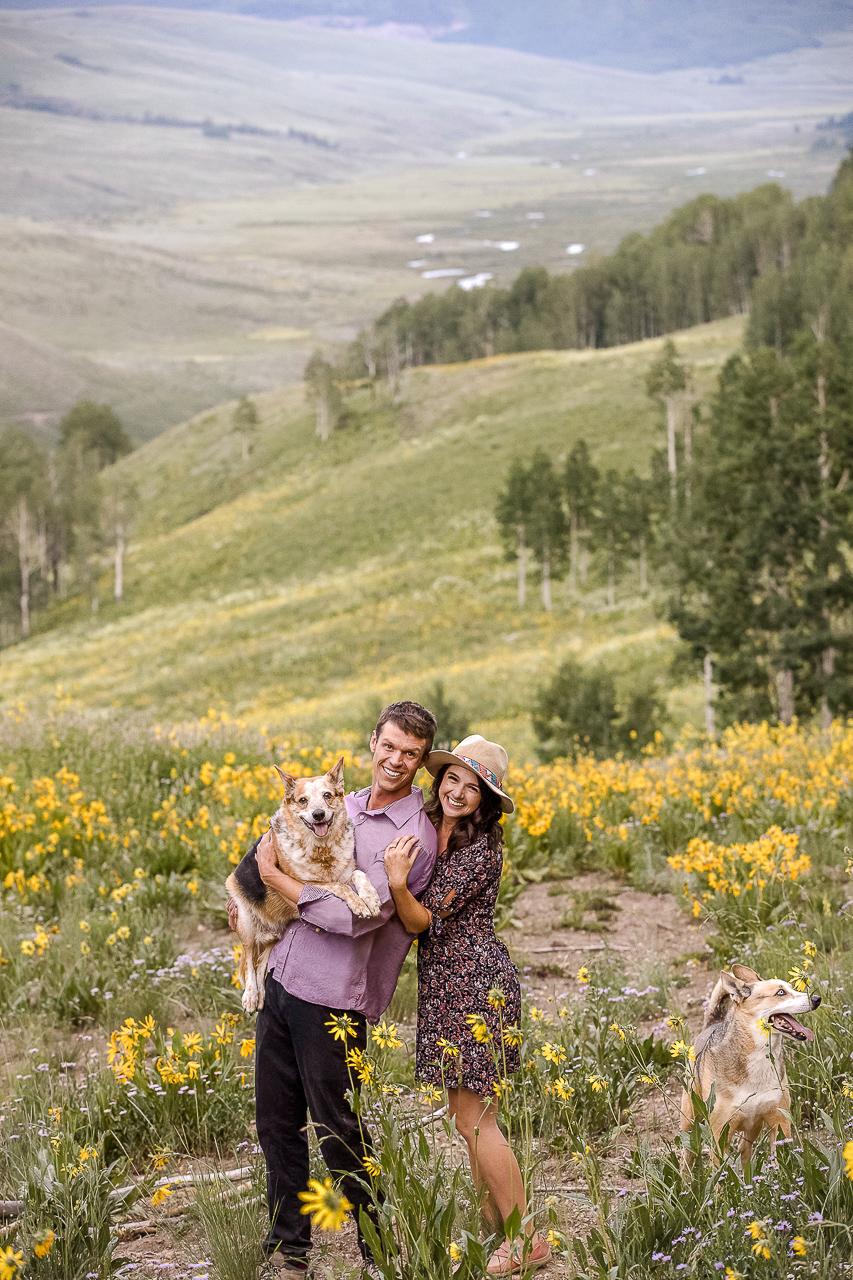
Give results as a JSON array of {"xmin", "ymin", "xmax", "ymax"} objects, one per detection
[
  {"xmin": 465, "ymin": 1014, "xmax": 492, "ymax": 1043},
  {"xmin": 502, "ymin": 1026, "xmax": 523, "ymax": 1047},
  {"xmin": 362, "ymin": 1155, "xmax": 382, "ymax": 1178},
  {"xmin": 297, "ymin": 1177, "xmax": 352, "ymax": 1231},
  {"xmin": 151, "ymin": 1184, "xmax": 173, "ymax": 1208},
  {"xmin": 117, "ymin": 925, "xmax": 130, "ymax": 940},
  {"xmin": 79, "ymin": 920, "xmax": 90, "ymax": 932},
  {"xmin": 436, "ymin": 1037, "xmax": 460, "ymax": 1057},
  {"xmin": 791, "ymin": 1237, "xmax": 808, "ymax": 1257},
  {"xmin": 576, "ymin": 966, "xmax": 590, "ymax": 984},
  {"xmin": 33, "ymin": 1229, "xmax": 54, "ymax": 1259},
  {"xmin": 370, "ymin": 1019, "xmax": 402, "ymax": 1049},
  {"xmin": 0, "ymin": 1246, "xmax": 24, "ymax": 1278},
  {"xmin": 20, "ymin": 940, "xmax": 35, "ymax": 956},
  {"xmin": 325, "ymin": 1014, "xmax": 357, "ymax": 1042},
  {"xmin": 587, "ymin": 1073, "xmax": 608, "ymax": 1092},
  {"xmin": 486, "ymin": 987, "xmax": 506, "ymax": 1009},
  {"xmin": 539, "ymin": 1041, "xmax": 566, "ymax": 1064},
  {"xmin": 843, "ymin": 1139, "xmax": 853, "ymax": 1179},
  {"xmin": 240, "ymin": 1038, "xmax": 255, "ymax": 1058},
  {"xmin": 449, "ymin": 1243, "xmax": 462, "ymax": 1262}
]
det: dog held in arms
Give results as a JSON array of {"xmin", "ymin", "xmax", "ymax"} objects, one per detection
[
  {"xmin": 679, "ymin": 963, "xmax": 821, "ymax": 1167},
  {"xmin": 226, "ymin": 757, "xmax": 380, "ymax": 1012}
]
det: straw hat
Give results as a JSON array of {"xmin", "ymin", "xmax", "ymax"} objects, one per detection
[{"xmin": 425, "ymin": 734, "xmax": 514, "ymax": 814}]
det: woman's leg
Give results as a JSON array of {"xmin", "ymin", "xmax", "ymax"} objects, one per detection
[
  {"xmin": 447, "ymin": 1087, "xmax": 532, "ymax": 1233},
  {"xmin": 448, "ymin": 1088, "xmax": 549, "ymax": 1273}
]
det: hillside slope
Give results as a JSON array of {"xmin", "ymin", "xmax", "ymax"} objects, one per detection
[{"xmin": 0, "ymin": 317, "xmax": 743, "ymax": 753}]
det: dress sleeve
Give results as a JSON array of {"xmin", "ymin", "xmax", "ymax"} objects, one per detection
[{"xmin": 427, "ymin": 836, "xmax": 501, "ymax": 938}]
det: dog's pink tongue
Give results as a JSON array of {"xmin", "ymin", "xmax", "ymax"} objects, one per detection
[
  {"xmin": 772, "ymin": 1013, "xmax": 814, "ymax": 1041},
  {"xmin": 313, "ymin": 821, "xmax": 330, "ymax": 838}
]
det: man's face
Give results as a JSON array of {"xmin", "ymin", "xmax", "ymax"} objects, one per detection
[{"xmin": 369, "ymin": 720, "xmax": 429, "ymax": 802}]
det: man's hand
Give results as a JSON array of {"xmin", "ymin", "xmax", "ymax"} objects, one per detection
[
  {"xmin": 227, "ymin": 897, "xmax": 239, "ymax": 932},
  {"xmin": 383, "ymin": 833, "xmax": 420, "ymax": 889},
  {"xmin": 256, "ymin": 829, "xmax": 279, "ymax": 886}
]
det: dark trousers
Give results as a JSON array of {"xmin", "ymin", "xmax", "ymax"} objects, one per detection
[{"xmin": 255, "ymin": 975, "xmax": 377, "ymax": 1262}]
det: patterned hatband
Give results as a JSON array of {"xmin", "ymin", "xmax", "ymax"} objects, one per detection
[{"xmin": 457, "ymin": 754, "xmax": 499, "ymax": 788}]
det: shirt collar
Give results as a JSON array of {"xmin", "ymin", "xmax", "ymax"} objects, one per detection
[{"xmin": 348, "ymin": 784, "xmax": 425, "ymax": 829}]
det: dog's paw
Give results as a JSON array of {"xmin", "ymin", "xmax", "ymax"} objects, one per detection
[
  {"xmin": 352, "ymin": 871, "xmax": 382, "ymax": 917},
  {"xmin": 242, "ymin": 988, "xmax": 259, "ymax": 1013},
  {"xmin": 349, "ymin": 896, "xmax": 374, "ymax": 919}
]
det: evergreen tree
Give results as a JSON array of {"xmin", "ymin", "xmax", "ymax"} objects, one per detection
[
  {"xmin": 495, "ymin": 458, "xmax": 534, "ymax": 607},
  {"xmin": 533, "ymin": 657, "xmax": 619, "ymax": 761},
  {"xmin": 668, "ymin": 340, "xmax": 853, "ymax": 726},
  {"xmin": 232, "ymin": 394, "xmax": 259, "ymax": 462},
  {"xmin": 427, "ymin": 681, "xmax": 470, "ymax": 750},
  {"xmin": 595, "ymin": 469, "xmax": 627, "ymax": 607},
  {"xmin": 564, "ymin": 439, "xmax": 598, "ymax": 592},
  {"xmin": 527, "ymin": 449, "xmax": 567, "ymax": 611},
  {"xmin": 58, "ymin": 401, "xmax": 133, "ymax": 468}
]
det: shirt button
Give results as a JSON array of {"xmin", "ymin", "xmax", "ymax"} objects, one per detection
[{"xmin": 315, "ymin": 927, "xmax": 320, "ymax": 933}]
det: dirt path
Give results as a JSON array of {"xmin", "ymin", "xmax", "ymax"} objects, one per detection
[{"xmin": 119, "ymin": 876, "xmax": 713, "ymax": 1278}]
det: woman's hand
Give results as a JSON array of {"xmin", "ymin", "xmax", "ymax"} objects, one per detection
[
  {"xmin": 384, "ymin": 833, "xmax": 420, "ymax": 889},
  {"xmin": 256, "ymin": 830, "xmax": 280, "ymax": 886}
]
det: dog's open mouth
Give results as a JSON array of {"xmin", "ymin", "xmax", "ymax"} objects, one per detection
[
  {"xmin": 768, "ymin": 1013, "xmax": 814, "ymax": 1042},
  {"xmin": 304, "ymin": 819, "xmax": 331, "ymax": 838}
]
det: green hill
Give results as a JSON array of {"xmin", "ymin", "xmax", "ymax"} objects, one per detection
[{"xmin": 0, "ymin": 315, "xmax": 744, "ymax": 756}]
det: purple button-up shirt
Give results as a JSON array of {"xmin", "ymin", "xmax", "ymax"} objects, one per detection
[{"xmin": 268, "ymin": 785, "xmax": 437, "ymax": 1022}]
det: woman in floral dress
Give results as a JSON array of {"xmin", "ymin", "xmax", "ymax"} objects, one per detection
[{"xmin": 384, "ymin": 735, "xmax": 550, "ymax": 1277}]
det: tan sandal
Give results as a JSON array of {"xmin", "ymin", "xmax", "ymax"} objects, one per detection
[{"xmin": 486, "ymin": 1235, "xmax": 551, "ymax": 1276}]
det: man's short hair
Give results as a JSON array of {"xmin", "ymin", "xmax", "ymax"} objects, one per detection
[{"xmin": 374, "ymin": 701, "xmax": 437, "ymax": 757}]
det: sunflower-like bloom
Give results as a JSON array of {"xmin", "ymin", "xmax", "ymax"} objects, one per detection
[{"xmin": 297, "ymin": 1177, "xmax": 353, "ymax": 1231}]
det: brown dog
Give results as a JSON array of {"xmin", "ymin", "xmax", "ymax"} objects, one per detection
[
  {"xmin": 225, "ymin": 757, "xmax": 380, "ymax": 1012},
  {"xmin": 679, "ymin": 963, "xmax": 820, "ymax": 1167}
]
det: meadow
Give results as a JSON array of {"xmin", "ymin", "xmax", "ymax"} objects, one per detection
[
  {"xmin": 0, "ymin": 317, "xmax": 744, "ymax": 756},
  {"xmin": 1, "ymin": 702, "xmax": 853, "ymax": 1278},
  {"xmin": 1, "ymin": 7, "xmax": 851, "ymax": 439}
]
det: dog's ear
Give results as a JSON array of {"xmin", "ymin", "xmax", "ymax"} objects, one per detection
[
  {"xmin": 273, "ymin": 765, "xmax": 297, "ymax": 798},
  {"xmin": 720, "ymin": 970, "xmax": 750, "ymax": 1001},
  {"xmin": 731, "ymin": 963, "xmax": 760, "ymax": 984},
  {"xmin": 326, "ymin": 756, "xmax": 346, "ymax": 792}
]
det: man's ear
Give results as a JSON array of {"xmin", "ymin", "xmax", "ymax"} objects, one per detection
[
  {"xmin": 720, "ymin": 970, "xmax": 750, "ymax": 1002},
  {"xmin": 273, "ymin": 765, "xmax": 296, "ymax": 798},
  {"xmin": 369, "ymin": 730, "xmax": 377, "ymax": 753},
  {"xmin": 327, "ymin": 756, "xmax": 345, "ymax": 792},
  {"xmin": 731, "ymin": 963, "xmax": 760, "ymax": 984}
]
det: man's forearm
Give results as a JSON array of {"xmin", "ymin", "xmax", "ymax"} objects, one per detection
[{"xmin": 264, "ymin": 866, "xmax": 303, "ymax": 908}]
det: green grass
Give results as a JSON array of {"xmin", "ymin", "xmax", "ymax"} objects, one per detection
[
  {"xmin": 0, "ymin": 317, "xmax": 742, "ymax": 755},
  {"xmin": 0, "ymin": 7, "xmax": 849, "ymax": 438}
]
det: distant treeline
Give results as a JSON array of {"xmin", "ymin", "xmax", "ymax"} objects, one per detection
[{"xmin": 343, "ymin": 152, "xmax": 853, "ymax": 379}]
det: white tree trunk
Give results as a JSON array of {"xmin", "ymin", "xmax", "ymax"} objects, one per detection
[
  {"xmin": 316, "ymin": 398, "xmax": 329, "ymax": 442},
  {"xmin": 666, "ymin": 396, "xmax": 678, "ymax": 501},
  {"xmin": 18, "ymin": 495, "xmax": 30, "ymax": 640},
  {"xmin": 639, "ymin": 533, "xmax": 647, "ymax": 594},
  {"xmin": 114, "ymin": 521, "xmax": 124, "ymax": 602},
  {"xmin": 776, "ymin": 668, "xmax": 794, "ymax": 726},
  {"xmin": 569, "ymin": 510, "xmax": 578, "ymax": 595},
  {"xmin": 541, "ymin": 543, "xmax": 552, "ymax": 612},
  {"xmin": 517, "ymin": 525, "xmax": 527, "ymax": 608},
  {"xmin": 607, "ymin": 528, "xmax": 615, "ymax": 607},
  {"xmin": 703, "ymin": 651, "xmax": 715, "ymax": 739},
  {"xmin": 821, "ymin": 642, "xmax": 835, "ymax": 731}
]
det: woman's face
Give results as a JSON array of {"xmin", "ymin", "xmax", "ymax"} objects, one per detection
[{"xmin": 438, "ymin": 764, "xmax": 482, "ymax": 821}]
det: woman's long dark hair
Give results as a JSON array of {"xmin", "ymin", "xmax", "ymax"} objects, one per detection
[{"xmin": 424, "ymin": 763, "xmax": 504, "ymax": 855}]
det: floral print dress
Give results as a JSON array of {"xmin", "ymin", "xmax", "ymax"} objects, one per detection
[{"xmin": 416, "ymin": 832, "xmax": 521, "ymax": 1096}]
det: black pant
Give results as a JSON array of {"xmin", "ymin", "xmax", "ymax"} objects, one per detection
[{"xmin": 255, "ymin": 976, "xmax": 377, "ymax": 1262}]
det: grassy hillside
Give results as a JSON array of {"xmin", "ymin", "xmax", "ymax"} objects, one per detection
[
  {"xmin": 1, "ymin": 7, "xmax": 849, "ymax": 439},
  {"xmin": 0, "ymin": 316, "xmax": 744, "ymax": 756}
]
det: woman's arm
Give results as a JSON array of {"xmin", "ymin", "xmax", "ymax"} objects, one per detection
[
  {"xmin": 384, "ymin": 834, "xmax": 432, "ymax": 934},
  {"xmin": 256, "ymin": 829, "xmax": 305, "ymax": 908}
]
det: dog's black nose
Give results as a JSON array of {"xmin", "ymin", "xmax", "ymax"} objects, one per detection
[
  {"xmin": 312, "ymin": 809, "xmax": 327, "ymax": 822},
  {"xmin": 811, "ymin": 994, "xmax": 822, "ymax": 1009}
]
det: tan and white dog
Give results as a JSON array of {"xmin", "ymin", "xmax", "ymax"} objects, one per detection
[
  {"xmin": 225, "ymin": 757, "xmax": 380, "ymax": 1012},
  {"xmin": 679, "ymin": 963, "xmax": 821, "ymax": 1167}
]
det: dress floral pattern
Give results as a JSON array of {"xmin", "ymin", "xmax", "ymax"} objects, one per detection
[{"xmin": 416, "ymin": 832, "xmax": 520, "ymax": 1096}]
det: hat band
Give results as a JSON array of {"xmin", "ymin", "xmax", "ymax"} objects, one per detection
[{"xmin": 456, "ymin": 754, "xmax": 500, "ymax": 789}]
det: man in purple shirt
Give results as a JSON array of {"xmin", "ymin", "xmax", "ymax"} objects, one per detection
[{"xmin": 230, "ymin": 701, "xmax": 437, "ymax": 1276}]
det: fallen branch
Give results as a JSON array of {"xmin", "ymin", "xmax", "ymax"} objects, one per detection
[{"xmin": 527, "ymin": 943, "xmax": 628, "ymax": 954}]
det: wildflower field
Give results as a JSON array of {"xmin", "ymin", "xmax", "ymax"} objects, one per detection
[{"xmin": 2, "ymin": 703, "xmax": 853, "ymax": 1279}]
